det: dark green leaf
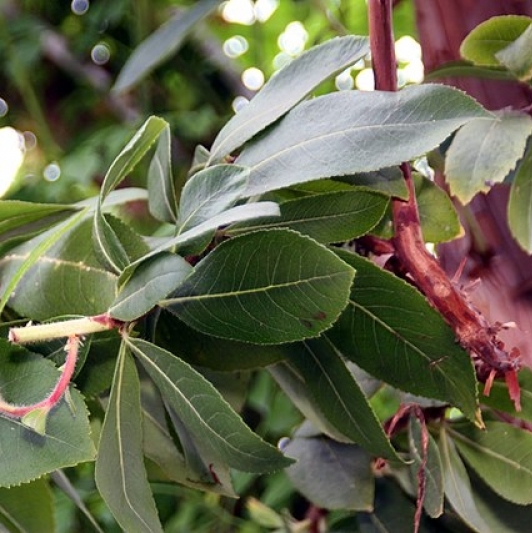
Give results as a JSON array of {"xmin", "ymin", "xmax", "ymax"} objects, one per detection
[
  {"xmin": 95, "ymin": 342, "xmax": 163, "ymax": 533},
  {"xmin": 445, "ymin": 111, "xmax": 532, "ymax": 204},
  {"xmin": 227, "ymin": 190, "xmax": 388, "ymax": 243},
  {"xmin": 438, "ymin": 426, "xmax": 489, "ymax": 533},
  {"xmin": 237, "ymin": 84, "xmax": 490, "ymax": 197},
  {"xmin": 155, "ymin": 312, "xmax": 287, "ymax": 371},
  {"xmin": 0, "ymin": 478, "xmax": 54, "ymax": 533},
  {"xmin": 328, "ymin": 250, "xmax": 478, "ymax": 421},
  {"xmin": 0, "ymin": 200, "xmax": 78, "ymax": 249},
  {"xmin": 287, "ymin": 338, "xmax": 401, "ymax": 463},
  {"xmin": 93, "ymin": 116, "xmax": 167, "ymax": 273},
  {"xmin": 508, "ymin": 141, "xmax": 532, "ymax": 252},
  {"xmin": 148, "ymin": 124, "xmax": 177, "ymax": 223},
  {"xmin": 0, "ymin": 219, "xmax": 117, "ymax": 320},
  {"xmin": 480, "ymin": 367, "xmax": 532, "ymax": 423},
  {"xmin": 284, "ymin": 422, "xmax": 374, "ymax": 511},
  {"xmin": 177, "ymin": 165, "xmax": 249, "ymax": 233},
  {"xmin": 163, "ymin": 229, "xmax": 355, "ymax": 344},
  {"xmin": 450, "ymin": 420, "xmax": 532, "ymax": 505},
  {"xmin": 460, "ymin": 15, "xmax": 532, "ymax": 66},
  {"xmin": 408, "ymin": 416, "xmax": 444, "ymax": 518},
  {"xmin": 126, "ymin": 337, "xmax": 293, "ymax": 473},
  {"xmin": 109, "ymin": 252, "xmax": 192, "ymax": 321},
  {"xmin": 424, "ymin": 60, "xmax": 516, "ymax": 82},
  {"xmin": 496, "ymin": 24, "xmax": 532, "ymax": 81},
  {"xmin": 336, "ymin": 167, "xmax": 408, "ymax": 199},
  {"xmin": 0, "ymin": 340, "xmax": 96, "ymax": 488},
  {"xmin": 209, "ymin": 36, "xmax": 370, "ymax": 162},
  {"xmin": 113, "ymin": 0, "xmax": 220, "ymax": 93}
]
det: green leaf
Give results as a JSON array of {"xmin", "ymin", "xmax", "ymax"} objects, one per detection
[
  {"xmin": 373, "ymin": 174, "xmax": 463, "ymax": 243},
  {"xmin": 209, "ymin": 35, "xmax": 370, "ymax": 162},
  {"xmin": 237, "ymin": 84, "xmax": 490, "ymax": 197},
  {"xmin": 508, "ymin": 141, "xmax": 532, "ymax": 252},
  {"xmin": 327, "ymin": 250, "xmax": 478, "ymax": 421},
  {"xmin": 480, "ymin": 367, "xmax": 532, "ymax": 423},
  {"xmin": 0, "ymin": 478, "xmax": 54, "ymax": 533},
  {"xmin": 0, "ymin": 200, "xmax": 78, "ymax": 249},
  {"xmin": 496, "ymin": 24, "xmax": 532, "ymax": 81},
  {"xmin": 0, "ymin": 209, "xmax": 89, "ymax": 317},
  {"xmin": 113, "ymin": 0, "xmax": 219, "ymax": 93},
  {"xmin": 445, "ymin": 111, "xmax": 532, "ymax": 204},
  {"xmin": 125, "ymin": 337, "xmax": 293, "ymax": 473},
  {"xmin": 95, "ymin": 342, "xmax": 163, "ymax": 533},
  {"xmin": 424, "ymin": 60, "xmax": 516, "ymax": 82},
  {"xmin": 336, "ymin": 167, "xmax": 408, "ymax": 199},
  {"xmin": 109, "ymin": 252, "xmax": 192, "ymax": 321},
  {"xmin": 0, "ymin": 219, "xmax": 117, "ymax": 320},
  {"xmin": 155, "ymin": 312, "xmax": 287, "ymax": 371},
  {"xmin": 450, "ymin": 420, "xmax": 532, "ymax": 505},
  {"xmin": 470, "ymin": 468, "xmax": 532, "ymax": 533},
  {"xmin": 408, "ymin": 416, "xmax": 444, "ymax": 518},
  {"xmin": 460, "ymin": 15, "xmax": 532, "ymax": 66},
  {"xmin": 141, "ymin": 382, "xmax": 236, "ymax": 496},
  {"xmin": 163, "ymin": 229, "xmax": 355, "ymax": 344},
  {"xmin": 93, "ymin": 116, "xmax": 167, "ymax": 273},
  {"xmin": 0, "ymin": 340, "xmax": 96, "ymax": 488},
  {"xmin": 286, "ymin": 338, "xmax": 401, "ymax": 464},
  {"xmin": 147, "ymin": 123, "xmax": 177, "ymax": 223},
  {"xmin": 437, "ymin": 426, "xmax": 488, "ymax": 533},
  {"xmin": 283, "ymin": 422, "xmax": 374, "ymax": 511},
  {"xmin": 227, "ymin": 190, "xmax": 389, "ymax": 243},
  {"xmin": 177, "ymin": 165, "xmax": 249, "ymax": 233}
]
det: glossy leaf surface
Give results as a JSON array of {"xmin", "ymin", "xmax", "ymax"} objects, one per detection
[{"xmin": 164, "ymin": 229, "xmax": 355, "ymax": 344}]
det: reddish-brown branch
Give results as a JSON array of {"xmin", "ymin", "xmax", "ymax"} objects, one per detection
[{"xmin": 368, "ymin": 0, "xmax": 521, "ymax": 400}]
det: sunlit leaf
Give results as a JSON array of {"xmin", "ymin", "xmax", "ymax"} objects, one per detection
[
  {"xmin": 209, "ymin": 35, "xmax": 369, "ymax": 162},
  {"xmin": 163, "ymin": 229, "xmax": 355, "ymax": 344},
  {"xmin": 496, "ymin": 24, "xmax": 532, "ymax": 81},
  {"xmin": 0, "ymin": 340, "xmax": 96, "ymax": 488},
  {"xmin": 450, "ymin": 420, "xmax": 532, "ymax": 505},
  {"xmin": 95, "ymin": 342, "xmax": 163, "ymax": 533},
  {"xmin": 227, "ymin": 189, "xmax": 388, "ymax": 243},
  {"xmin": 424, "ymin": 60, "xmax": 515, "ymax": 81},
  {"xmin": 327, "ymin": 250, "xmax": 478, "ymax": 421},
  {"xmin": 446, "ymin": 111, "xmax": 532, "ymax": 204},
  {"xmin": 113, "ymin": 0, "xmax": 220, "ymax": 93},
  {"xmin": 125, "ymin": 337, "xmax": 293, "ymax": 473},
  {"xmin": 237, "ymin": 84, "xmax": 490, "ymax": 197},
  {"xmin": 460, "ymin": 15, "xmax": 532, "ymax": 66},
  {"xmin": 283, "ymin": 422, "xmax": 374, "ymax": 511}
]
